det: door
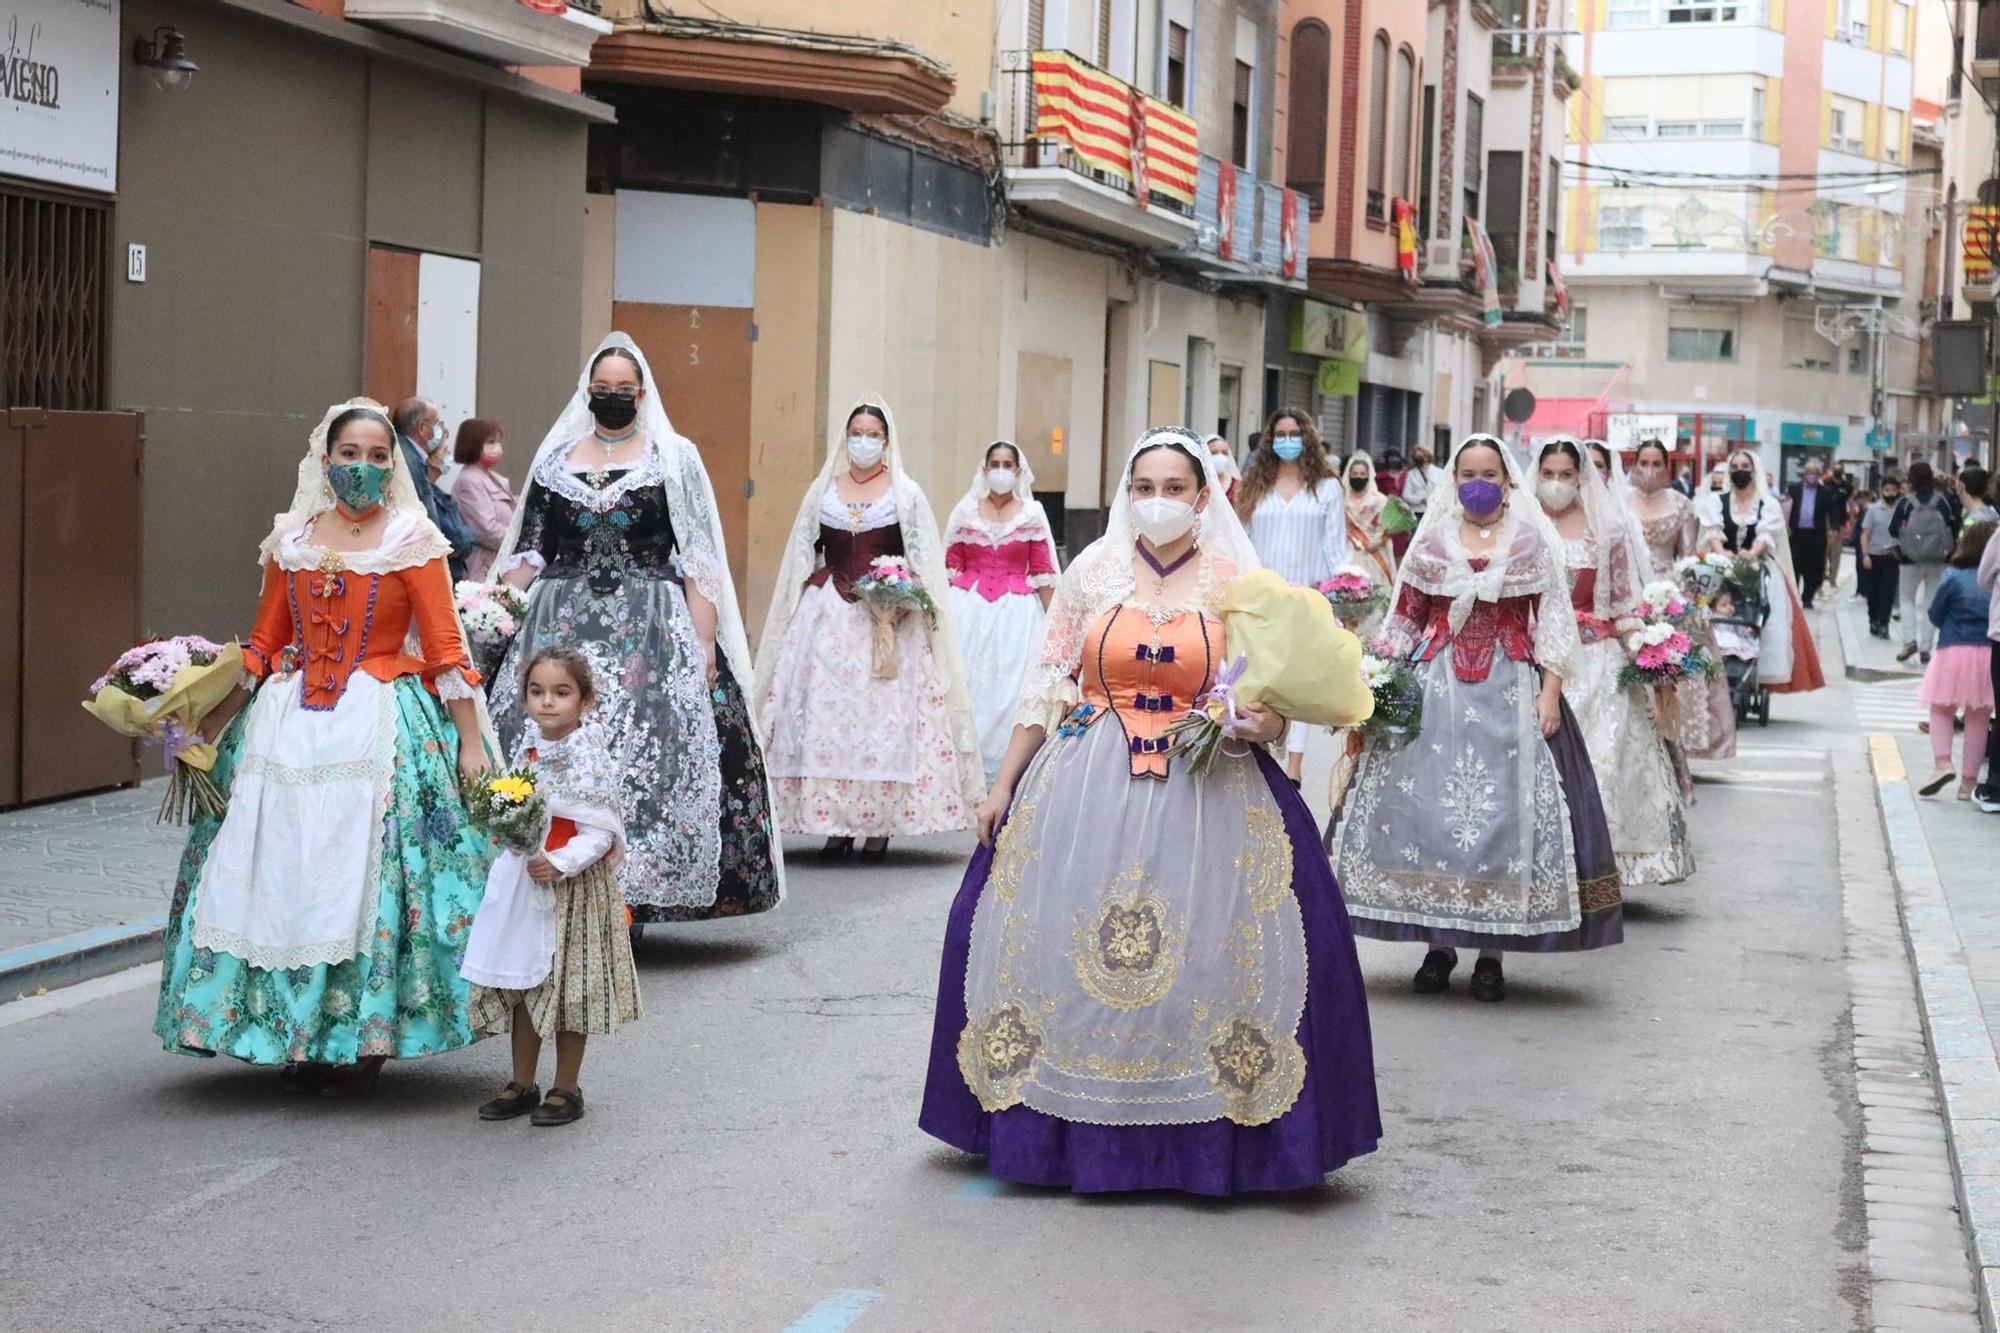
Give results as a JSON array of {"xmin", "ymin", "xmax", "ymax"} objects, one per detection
[
  {"xmin": 1146, "ymin": 360, "xmax": 1183, "ymax": 430},
  {"xmin": 366, "ymin": 247, "xmax": 483, "ymax": 433},
  {"xmin": 9, "ymin": 410, "xmax": 142, "ymax": 804},
  {"xmin": 1014, "ymin": 350, "xmax": 1073, "ymax": 498},
  {"xmin": 611, "ymin": 303, "xmax": 755, "ymax": 595}
]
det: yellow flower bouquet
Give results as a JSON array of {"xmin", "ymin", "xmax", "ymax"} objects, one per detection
[
  {"xmin": 465, "ymin": 765, "xmax": 548, "ymax": 853},
  {"xmin": 81, "ymin": 637, "xmax": 246, "ymax": 823}
]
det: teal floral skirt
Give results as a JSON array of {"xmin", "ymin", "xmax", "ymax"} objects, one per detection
[{"xmin": 153, "ymin": 677, "xmax": 496, "ymax": 1066}]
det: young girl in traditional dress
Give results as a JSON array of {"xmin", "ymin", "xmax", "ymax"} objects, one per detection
[
  {"xmin": 1333, "ymin": 435, "xmax": 1623, "ymax": 1002},
  {"xmin": 465, "ymin": 647, "xmax": 639, "ymax": 1127}
]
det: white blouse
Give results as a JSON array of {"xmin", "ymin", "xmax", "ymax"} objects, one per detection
[
  {"xmin": 819, "ymin": 488, "xmax": 899, "ymax": 534},
  {"xmin": 1247, "ymin": 479, "xmax": 1352, "ymax": 586}
]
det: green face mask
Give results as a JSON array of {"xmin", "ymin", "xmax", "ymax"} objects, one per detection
[{"xmin": 328, "ymin": 460, "xmax": 391, "ymax": 511}]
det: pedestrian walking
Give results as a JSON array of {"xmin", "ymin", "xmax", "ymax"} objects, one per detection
[
  {"xmin": 1892, "ymin": 461, "xmax": 1962, "ymax": 665},
  {"xmin": 1343, "ymin": 451, "xmax": 1398, "ymax": 587},
  {"xmin": 489, "ymin": 334, "xmax": 782, "ymax": 926},
  {"xmin": 451, "ymin": 417, "xmax": 516, "ymax": 582},
  {"xmin": 1630, "ymin": 440, "xmax": 1736, "ymax": 760},
  {"xmin": 755, "ymin": 397, "xmax": 983, "ymax": 860},
  {"xmin": 1237, "ymin": 406, "xmax": 1353, "ymax": 785},
  {"xmin": 466, "ymin": 647, "xmax": 639, "ymax": 1128},
  {"xmin": 1540, "ymin": 439, "xmax": 1693, "ymax": 886},
  {"xmin": 1671, "ymin": 461, "xmax": 1695, "ymax": 497},
  {"xmin": 1916, "ymin": 522, "xmax": 1997, "ymax": 801},
  {"xmin": 1697, "ymin": 449, "xmax": 1827, "ymax": 697},
  {"xmin": 1204, "ymin": 432, "xmax": 1241, "ymax": 502},
  {"xmin": 1860, "ymin": 478, "xmax": 1902, "ymax": 638},
  {"xmin": 919, "ymin": 427, "xmax": 1382, "ymax": 1194},
  {"xmin": 1783, "ymin": 458, "xmax": 1835, "ymax": 609},
  {"xmin": 394, "ymin": 397, "xmax": 477, "ymax": 584},
  {"xmin": 154, "ymin": 399, "xmax": 496, "ymax": 1094},
  {"xmin": 1333, "ymin": 435, "xmax": 1624, "ymax": 1002},
  {"xmin": 942, "ymin": 442, "xmax": 1061, "ymax": 784},
  {"xmin": 1973, "ymin": 514, "xmax": 2000, "ymax": 812},
  {"xmin": 1401, "ymin": 443, "xmax": 1446, "ymax": 519},
  {"xmin": 1825, "ymin": 464, "xmax": 1855, "ymax": 589}
]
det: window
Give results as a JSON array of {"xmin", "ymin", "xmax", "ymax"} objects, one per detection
[
  {"xmin": 1232, "ymin": 59, "xmax": 1253, "ymax": 167},
  {"xmin": 1553, "ymin": 305, "xmax": 1588, "ymax": 357},
  {"xmin": 1829, "ymin": 96, "xmax": 1865, "ymax": 154},
  {"xmin": 1702, "ymin": 119, "xmax": 1745, "ymax": 137},
  {"xmin": 1547, "ymin": 153, "xmax": 1560, "ymax": 262},
  {"xmin": 1655, "ymin": 121, "xmax": 1699, "ymax": 138},
  {"xmin": 1394, "ymin": 48, "xmax": 1416, "ymax": 202},
  {"xmin": 1488, "ymin": 150, "xmax": 1524, "ymax": 275},
  {"xmin": 1667, "ymin": 308, "xmax": 1739, "ymax": 361},
  {"xmin": 1367, "ymin": 30, "xmax": 1390, "ymax": 222},
  {"xmin": 1601, "ymin": 203, "xmax": 1648, "ymax": 250},
  {"xmin": 1464, "ymin": 92, "xmax": 1485, "ymax": 222},
  {"xmin": 1786, "ymin": 314, "xmax": 1834, "ymax": 372},
  {"xmin": 1884, "ymin": 107, "xmax": 1904, "ymax": 164},
  {"xmin": 1847, "ymin": 333, "xmax": 1871, "ymax": 375},
  {"xmin": 1889, "ymin": 0, "xmax": 1909, "ymax": 55},
  {"xmin": 1667, "ymin": 2, "xmax": 1746, "ymax": 21},
  {"xmin": 1837, "ymin": 0, "xmax": 1867, "ymax": 43},
  {"xmin": 1166, "ymin": 21, "xmax": 1189, "ymax": 108},
  {"xmin": 1285, "ymin": 20, "xmax": 1330, "ymax": 210},
  {"xmin": 1608, "ymin": 0, "xmax": 1652, "ymax": 27},
  {"xmin": 1604, "ymin": 116, "xmax": 1649, "ymax": 139},
  {"xmin": 1419, "ymin": 84, "xmax": 1435, "ymax": 237},
  {"xmin": 1749, "ymin": 81, "xmax": 1767, "ymax": 139}
]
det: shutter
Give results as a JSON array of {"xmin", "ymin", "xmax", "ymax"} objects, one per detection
[
  {"xmin": 1028, "ymin": 0, "xmax": 1045, "ymax": 49},
  {"xmin": 1318, "ymin": 395, "xmax": 1350, "ymax": 456},
  {"xmin": 1368, "ymin": 32, "xmax": 1390, "ymax": 201},
  {"xmin": 1285, "ymin": 21, "xmax": 1331, "ymax": 209},
  {"xmin": 1168, "ymin": 21, "xmax": 1188, "ymax": 62},
  {"xmin": 1465, "ymin": 95, "xmax": 1484, "ymax": 194},
  {"xmin": 1097, "ymin": 0, "xmax": 1113, "ymax": 67}
]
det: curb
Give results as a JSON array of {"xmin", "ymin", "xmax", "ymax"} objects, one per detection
[
  {"xmin": 1838, "ymin": 598, "xmax": 1924, "ymax": 683},
  {"xmin": 1869, "ymin": 733, "xmax": 1998, "ymax": 1329},
  {"xmin": 0, "ymin": 915, "xmax": 166, "ymax": 1003}
]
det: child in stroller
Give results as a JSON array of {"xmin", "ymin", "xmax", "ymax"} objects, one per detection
[{"xmin": 1711, "ymin": 576, "xmax": 1771, "ymax": 725}]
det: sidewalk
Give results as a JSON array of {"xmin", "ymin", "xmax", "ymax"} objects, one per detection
[
  {"xmin": 0, "ymin": 782, "xmax": 183, "ymax": 997},
  {"xmin": 1835, "ymin": 577, "xmax": 1927, "ymax": 683}
]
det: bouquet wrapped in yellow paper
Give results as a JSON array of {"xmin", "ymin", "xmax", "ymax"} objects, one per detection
[
  {"xmin": 82, "ymin": 637, "xmax": 245, "ymax": 824},
  {"xmin": 1163, "ymin": 570, "xmax": 1373, "ymax": 776}
]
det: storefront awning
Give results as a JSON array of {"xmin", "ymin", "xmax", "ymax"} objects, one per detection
[{"xmin": 588, "ymin": 18, "xmax": 955, "ymax": 116}]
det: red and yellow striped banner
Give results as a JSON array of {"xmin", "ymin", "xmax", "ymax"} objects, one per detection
[
  {"xmin": 1965, "ymin": 206, "xmax": 2000, "ymax": 282},
  {"xmin": 1031, "ymin": 50, "xmax": 1135, "ymax": 183},
  {"xmin": 1140, "ymin": 95, "xmax": 1198, "ymax": 205}
]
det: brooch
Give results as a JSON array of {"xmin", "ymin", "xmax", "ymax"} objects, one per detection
[{"xmin": 1056, "ymin": 703, "xmax": 1098, "ymax": 738}]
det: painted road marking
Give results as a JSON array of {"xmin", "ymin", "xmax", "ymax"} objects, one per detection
[
  {"xmin": 784, "ymin": 1290, "xmax": 883, "ymax": 1333},
  {"xmin": 1869, "ymin": 734, "xmax": 1907, "ymax": 781}
]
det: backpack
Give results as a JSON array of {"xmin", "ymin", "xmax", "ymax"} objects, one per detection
[{"xmin": 1901, "ymin": 494, "xmax": 1954, "ymax": 564}]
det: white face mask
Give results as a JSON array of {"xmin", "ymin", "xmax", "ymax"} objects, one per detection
[
  {"xmin": 1537, "ymin": 478, "xmax": 1580, "ymax": 511},
  {"xmin": 1131, "ymin": 496, "xmax": 1198, "ymax": 546},
  {"xmin": 986, "ymin": 467, "xmax": 1018, "ymax": 495},
  {"xmin": 847, "ymin": 434, "xmax": 886, "ymax": 469}
]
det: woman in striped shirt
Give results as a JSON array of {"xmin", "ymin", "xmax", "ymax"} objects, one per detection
[{"xmin": 1235, "ymin": 405, "xmax": 1353, "ymax": 784}]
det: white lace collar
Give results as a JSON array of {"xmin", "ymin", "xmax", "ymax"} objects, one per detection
[
  {"xmin": 535, "ymin": 434, "xmax": 667, "ymax": 513},
  {"xmin": 947, "ymin": 496, "xmax": 1047, "ymax": 543},
  {"xmin": 273, "ymin": 509, "xmax": 450, "ymax": 575}
]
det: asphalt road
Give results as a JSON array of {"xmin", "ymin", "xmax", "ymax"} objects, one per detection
[{"xmin": 0, "ymin": 670, "xmax": 1868, "ymax": 1333}]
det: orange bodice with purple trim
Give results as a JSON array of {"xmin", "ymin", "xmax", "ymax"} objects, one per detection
[
  {"xmin": 241, "ymin": 555, "xmax": 477, "ymax": 710},
  {"xmin": 1078, "ymin": 605, "xmax": 1225, "ymax": 779}
]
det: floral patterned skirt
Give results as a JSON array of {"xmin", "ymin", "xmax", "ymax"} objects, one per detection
[
  {"xmin": 1563, "ymin": 635, "xmax": 1694, "ymax": 887},
  {"xmin": 153, "ymin": 678, "xmax": 496, "ymax": 1066},
  {"xmin": 469, "ymin": 860, "xmax": 641, "ymax": 1037}
]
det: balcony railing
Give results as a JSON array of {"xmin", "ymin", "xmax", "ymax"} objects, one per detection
[
  {"xmin": 1186, "ymin": 155, "xmax": 1305, "ymax": 285},
  {"xmin": 1002, "ymin": 50, "xmax": 1199, "ymax": 221}
]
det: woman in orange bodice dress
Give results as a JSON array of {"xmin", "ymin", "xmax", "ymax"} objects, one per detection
[
  {"xmin": 919, "ymin": 428, "xmax": 1381, "ymax": 1195},
  {"xmin": 153, "ymin": 400, "xmax": 496, "ymax": 1095}
]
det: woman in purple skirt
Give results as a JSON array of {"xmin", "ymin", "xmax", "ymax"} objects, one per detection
[
  {"xmin": 919, "ymin": 428, "xmax": 1381, "ymax": 1196},
  {"xmin": 1331, "ymin": 435, "xmax": 1623, "ymax": 1003}
]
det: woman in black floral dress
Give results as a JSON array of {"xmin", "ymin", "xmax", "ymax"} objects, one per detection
[{"xmin": 491, "ymin": 336, "xmax": 782, "ymax": 927}]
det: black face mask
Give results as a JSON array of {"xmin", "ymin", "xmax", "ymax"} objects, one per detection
[
  {"xmin": 587, "ymin": 391, "xmax": 639, "ymax": 432},
  {"xmin": 1349, "ymin": 476, "xmax": 1370, "ymax": 492},
  {"xmin": 1729, "ymin": 469, "xmax": 1755, "ymax": 489}
]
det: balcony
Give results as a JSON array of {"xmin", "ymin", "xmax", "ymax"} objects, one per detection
[
  {"xmin": 1001, "ymin": 50, "xmax": 1199, "ymax": 251},
  {"xmin": 1172, "ymin": 155, "xmax": 1305, "ymax": 289},
  {"xmin": 345, "ymin": 0, "xmax": 612, "ymax": 68}
]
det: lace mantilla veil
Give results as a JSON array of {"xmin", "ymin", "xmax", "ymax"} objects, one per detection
[
  {"xmin": 945, "ymin": 442, "xmax": 1062, "ymax": 572},
  {"xmin": 1015, "ymin": 426, "xmax": 1260, "ymax": 732},
  {"xmin": 1387, "ymin": 434, "xmax": 1580, "ymax": 680},
  {"xmin": 752, "ymin": 395, "xmax": 986, "ymax": 805},
  {"xmin": 1543, "ymin": 435, "xmax": 1650, "ymax": 631}
]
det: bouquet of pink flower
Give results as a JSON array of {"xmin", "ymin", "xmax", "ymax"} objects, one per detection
[
  {"xmin": 851, "ymin": 556, "xmax": 939, "ymax": 679},
  {"xmin": 456, "ymin": 580, "xmax": 529, "ymax": 676},
  {"xmin": 1617, "ymin": 580, "xmax": 1717, "ymax": 690},
  {"xmin": 1316, "ymin": 565, "xmax": 1387, "ymax": 623},
  {"xmin": 82, "ymin": 635, "xmax": 245, "ymax": 823}
]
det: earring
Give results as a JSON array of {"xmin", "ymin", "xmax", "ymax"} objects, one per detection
[{"xmin": 320, "ymin": 477, "xmax": 336, "ymax": 506}]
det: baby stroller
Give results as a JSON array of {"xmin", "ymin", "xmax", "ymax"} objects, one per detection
[{"xmin": 1711, "ymin": 567, "xmax": 1770, "ymax": 727}]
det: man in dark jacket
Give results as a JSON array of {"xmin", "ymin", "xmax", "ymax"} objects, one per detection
[
  {"xmin": 393, "ymin": 397, "xmax": 475, "ymax": 584},
  {"xmin": 1785, "ymin": 457, "xmax": 1836, "ymax": 608}
]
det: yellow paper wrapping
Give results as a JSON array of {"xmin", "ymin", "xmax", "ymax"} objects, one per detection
[
  {"xmin": 1219, "ymin": 570, "xmax": 1374, "ymax": 728},
  {"xmin": 81, "ymin": 642, "xmax": 246, "ymax": 768}
]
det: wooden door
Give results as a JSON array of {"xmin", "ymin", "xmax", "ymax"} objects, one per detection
[
  {"xmin": 611, "ymin": 303, "xmax": 755, "ymax": 596},
  {"xmin": 364, "ymin": 246, "xmax": 420, "ymax": 409},
  {"xmin": 1147, "ymin": 360, "xmax": 1183, "ymax": 431},
  {"xmin": 1014, "ymin": 351, "xmax": 1073, "ymax": 496},
  {"xmin": 18, "ymin": 410, "xmax": 142, "ymax": 802},
  {"xmin": 0, "ymin": 415, "xmax": 22, "ymax": 806}
]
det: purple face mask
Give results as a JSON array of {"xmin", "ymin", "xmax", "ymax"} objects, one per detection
[{"xmin": 1458, "ymin": 478, "xmax": 1505, "ymax": 517}]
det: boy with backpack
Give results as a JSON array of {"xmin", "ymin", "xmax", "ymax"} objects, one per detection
[{"xmin": 1893, "ymin": 460, "xmax": 1964, "ymax": 665}]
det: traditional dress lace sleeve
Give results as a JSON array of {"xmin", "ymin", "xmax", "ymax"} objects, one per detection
[
  {"xmin": 673, "ymin": 462, "xmax": 727, "ymax": 609},
  {"xmin": 403, "ymin": 555, "xmax": 481, "ymax": 698},
  {"xmin": 1016, "ymin": 570, "xmax": 1091, "ymax": 731},
  {"xmin": 1382, "ymin": 582, "xmax": 1431, "ymax": 659},
  {"xmin": 1529, "ymin": 542, "xmax": 1582, "ymax": 682},
  {"xmin": 242, "ymin": 561, "xmax": 294, "ymax": 682},
  {"xmin": 500, "ymin": 480, "xmax": 552, "ymax": 577},
  {"xmin": 1026, "ymin": 525, "xmax": 1059, "ymax": 587}
]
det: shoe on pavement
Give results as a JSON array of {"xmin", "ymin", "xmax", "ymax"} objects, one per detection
[
  {"xmin": 1897, "ymin": 642, "xmax": 1919, "ymax": 662},
  {"xmin": 1919, "ymin": 768, "xmax": 1956, "ymax": 797},
  {"xmin": 531, "ymin": 1087, "xmax": 586, "ymax": 1127},
  {"xmin": 1973, "ymin": 787, "xmax": 2000, "ymax": 814},
  {"xmin": 478, "ymin": 1081, "xmax": 541, "ymax": 1121},
  {"xmin": 1468, "ymin": 957, "xmax": 1506, "ymax": 1002},
  {"xmin": 1412, "ymin": 949, "xmax": 1457, "ymax": 994},
  {"xmin": 1922, "ymin": 652, "xmax": 1932, "ymax": 666}
]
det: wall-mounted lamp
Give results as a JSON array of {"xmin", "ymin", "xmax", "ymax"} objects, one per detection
[{"xmin": 133, "ymin": 28, "xmax": 199, "ymax": 93}]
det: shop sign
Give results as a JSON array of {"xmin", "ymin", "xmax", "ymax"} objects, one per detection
[
  {"xmin": 1290, "ymin": 301, "xmax": 1366, "ymax": 361},
  {"xmin": 1316, "ymin": 357, "xmax": 1359, "ymax": 398},
  {"xmin": 1604, "ymin": 413, "xmax": 1678, "ymax": 455},
  {"xmin": 0, "ymin": 0, "xmax": 120, "ymax": 193},
  {"xmin": 1779, "ymin": 422, "xmax": 1841, "ymax": 447}
]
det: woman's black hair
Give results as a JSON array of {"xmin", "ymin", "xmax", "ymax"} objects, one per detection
[
  {"xmin": 522, "ymin": 644, "xmax": 597, "ymax": 702},
  {"xmin": 327, "ymin": 406, "xmax": 395, "ymax": 448},
  {"xmin": 1907, "ymin": 459, "xmax": 1934, "ymax": 493},
  {"xmin": 1585, "ymin": 441, "xmax": 1612, "ymax": 471},
  {"xmin": 1633, "ymin": 439, "xmax": 1672, "ymax": 468},
  {"xmin": 1131, "ymin": 434, "xmax": 1208, "ymax": 486},
  {"xmin": 984, "ymin": 441, "xmax": 1022, "ymax": 468},
  {"xmin": 1453, "ymin": 438, "xmax": 1506, "ymax": 472},
  {"xmin": 589, "ymin": 346, "xmax": 646, "ymax": 385},
  {"xmin": 1538, "ymin": 438, "xmax": 1584, "ymax": 469}
]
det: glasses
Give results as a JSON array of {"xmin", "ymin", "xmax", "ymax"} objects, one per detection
[{"xmin": 588, "ymin": 385, "xmax": 640, "ymax": 402}]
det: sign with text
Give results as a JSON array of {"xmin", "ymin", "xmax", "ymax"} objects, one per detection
[
  {"xmin": 1604, "ymin": 413, "xmax": 1679, "ymax": 455},
  {"xmin": 0, "ymin": 0, "xmax": 119, "ymax": 193}
]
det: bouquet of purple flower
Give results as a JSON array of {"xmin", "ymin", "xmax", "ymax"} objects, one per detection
[{"xmin": 82, "ymin": 635, "xmax": 245, "ymax": 823}]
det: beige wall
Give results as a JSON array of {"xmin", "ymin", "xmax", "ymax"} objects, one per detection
[
  {"xmin": 109, "ymin": 1, "xmax": 588, "ymax": 636},
  {"xmin": 996, "ymin": 235, "xmax": 1115, "ymax": 508}
]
